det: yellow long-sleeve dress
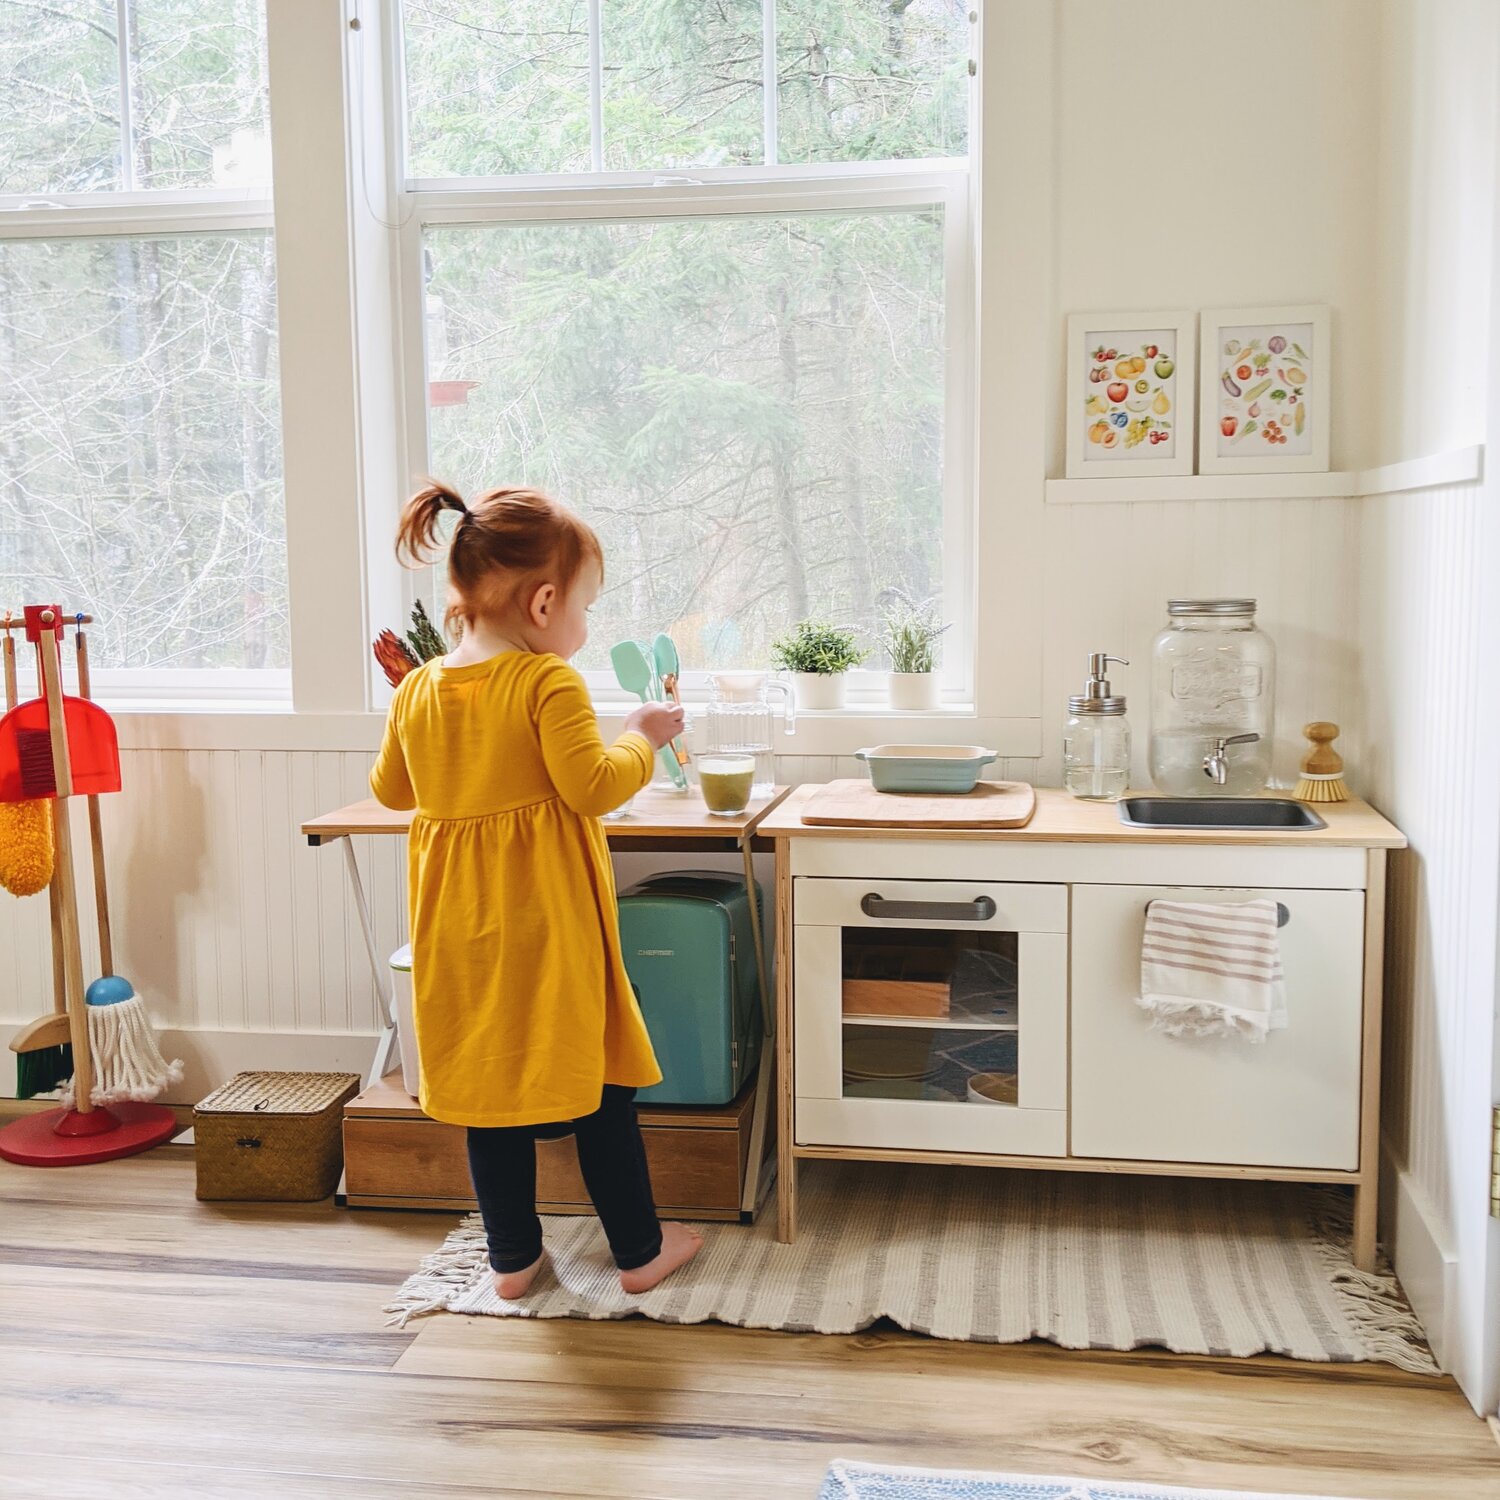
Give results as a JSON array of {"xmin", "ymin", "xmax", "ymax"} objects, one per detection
[{"xmin": 370, "ymin": 651, "xmax": 662, "ymax": 1128}]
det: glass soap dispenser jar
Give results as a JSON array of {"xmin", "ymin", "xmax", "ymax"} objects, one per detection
[
  {"xmin": 1148, "ymin": 599, "xmax": 1276, "ymax": 796},
  {"xmin": 1064, "ymin": 653, "xmax": 1131, "ymax": 801}
]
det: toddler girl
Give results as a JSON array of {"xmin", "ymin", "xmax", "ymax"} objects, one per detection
[{"xmin": 371, "ymin": 482, "xmax": 702, "ymax": 1298}]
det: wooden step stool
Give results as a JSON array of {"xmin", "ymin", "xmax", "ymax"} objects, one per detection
[{"xmin": 341, "ymin": 1072, "xmax": 769, "ymax": 1222}]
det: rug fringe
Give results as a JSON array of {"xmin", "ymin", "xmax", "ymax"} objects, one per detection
[
  {"xmin": 383, "ymin": 1216, "xmax": 488, "ymax": 1328},
  {"xmin": 1306, "ymin": 1187, "xmax": 1437, "ymax": 1374}
]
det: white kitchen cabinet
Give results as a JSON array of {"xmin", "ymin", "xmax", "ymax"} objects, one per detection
[
  {"xmin": 1069, "ymin": 884, "xmax": 1365, "ymax": 1169},
  {"xmin": 763, "ymin": 787, "xmax": 1402, "ymax": 1270},
  {"xmin": 793, "ymin": 877, "xmax": 1067, "ymax": 1156}
]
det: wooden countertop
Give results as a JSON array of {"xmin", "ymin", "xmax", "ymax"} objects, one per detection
[
  {"xmin": 758, "ymin": 785, "xmax": 1405, "ymax": 848},
  {"xmin": 302, "ymin": 785, "xmax": 791, "ymax": 843}
]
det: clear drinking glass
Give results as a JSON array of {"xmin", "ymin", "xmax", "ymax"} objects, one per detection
[{"xmin": 697, "ymin": 754, "xmax": 756, "ymax": 816}]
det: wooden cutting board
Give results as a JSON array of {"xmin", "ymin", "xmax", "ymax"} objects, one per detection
[{"xmin": 800, "ymin": 779, "xmax": 1037, "ymax": 829}]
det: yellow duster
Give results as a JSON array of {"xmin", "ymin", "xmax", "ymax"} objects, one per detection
[{"xmin": 0, "ymin": 800, "xmax": 53, "ymax": 897}]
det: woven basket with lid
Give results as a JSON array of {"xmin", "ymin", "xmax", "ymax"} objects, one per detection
[{"xmin": 194, "ymin": 1071, "xmax": 359, "ymax": 1201}]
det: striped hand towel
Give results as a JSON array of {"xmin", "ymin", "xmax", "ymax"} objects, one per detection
[{"xmin": 1138, "ymin": 898, "xmax": 1287, "ymax": 1042}]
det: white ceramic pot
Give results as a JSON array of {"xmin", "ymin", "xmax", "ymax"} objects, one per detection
[
  {"xmin": 887, "ymin": 672, "xmax": 939, "ymax": 712},
  {"xmin": 793, "ymin": 671, "xmax": 847, "ymax": 710}
]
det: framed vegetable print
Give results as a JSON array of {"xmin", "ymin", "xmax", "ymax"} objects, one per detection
[
  {"xmin": 1065, "ymin": 310, "xmax": 1196, "ymax": 478},
  {"xmin": 1198, "ymin": 305, "xmax": 1331, "ymax": 474}
]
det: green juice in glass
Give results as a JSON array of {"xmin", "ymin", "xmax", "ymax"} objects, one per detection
[{"xmin": 697, "ymin": 755, "xmax": 756, "ymax": 816}]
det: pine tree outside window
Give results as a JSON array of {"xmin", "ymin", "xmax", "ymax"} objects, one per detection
[{"xmin": 398, "ymin": 1, "xmax": 975, "ymax": 695}]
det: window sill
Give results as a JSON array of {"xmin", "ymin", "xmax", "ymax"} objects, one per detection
[{"xmin": 114, "ymin": 706, "xmax": 1043, "ymax": 758}]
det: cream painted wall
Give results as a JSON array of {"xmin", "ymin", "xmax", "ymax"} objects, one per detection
[{"xmin": 1039, "ymin": 0, "xmax": 1379, "ymax": 788}]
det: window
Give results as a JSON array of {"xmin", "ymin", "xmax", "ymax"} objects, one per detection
[
  {"xmin": 0, "ymin": 1, "xmax": 285, "ymax": 696},
  {"xmin": 399, "ymin": 1, "xmax": 973, "ymax": 690}
]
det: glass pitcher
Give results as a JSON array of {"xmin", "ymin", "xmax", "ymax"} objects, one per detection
[{"xmin": 702, "ymin": 671, "xmax": 795, "ymax": 796}]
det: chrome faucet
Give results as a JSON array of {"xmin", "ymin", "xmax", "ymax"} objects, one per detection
[{"xmin": 1203, "ymin": 733, "xmax": 1260, "ymax": 785}]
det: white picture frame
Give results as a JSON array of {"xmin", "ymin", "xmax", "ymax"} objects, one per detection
[
  {"xmin": 1198, "ymin": 305, "xmax": 1331, "ymax": 474},
  {"xmin": 1064, "ymin": 311, "xmax": 1196, "ymax": 479}
]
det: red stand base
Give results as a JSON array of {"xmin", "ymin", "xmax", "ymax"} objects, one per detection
[{"xmin": 0, "ymin": 1101, "xmax": 179, "ymax": 1166}]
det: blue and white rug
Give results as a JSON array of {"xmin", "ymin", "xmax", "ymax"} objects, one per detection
[{"xmin": 819, "ymin": 1462, "xmax": 1341, "ymax": 1500}]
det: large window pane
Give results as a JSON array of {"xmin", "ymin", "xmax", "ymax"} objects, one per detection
[
  {"xmin": 0, "ymin": 234, "xmax": 287, "ymax": 671},
  {"xmin": 423, "ymin": 211, "xmax": 945, "ymax": 673},
  {"xmin": 404, "ymin": 1, "xmax": 592, "ymax": 178},
  {"xmin": 776, "ymin": 0, "xmax": 969, "ymax": 163},
  {"xmin": 0, "ymin": 0, "xmax": 270, "ymax": 195},
  {"xmin": 0, "ymin": 0, "xmax": 122, "ymax": 193},
  {"xmin": 130, "ymin": 0, "xmax": 271, "ymax": 190},
  {"xmin": 601, "ymin": 0, "xmax": 763, "ymax": 171}
]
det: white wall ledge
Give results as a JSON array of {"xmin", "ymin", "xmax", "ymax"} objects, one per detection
[{"xmin": 1044, "ymin": 444, "xmax": 1483, "ymax": 504}]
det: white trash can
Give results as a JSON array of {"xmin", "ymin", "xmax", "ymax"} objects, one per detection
[{"xmin": 389, "ymin": 943, "xmax": 421, "ymax": 1098}]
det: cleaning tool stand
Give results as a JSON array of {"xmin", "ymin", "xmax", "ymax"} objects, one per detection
[{"xmin": 0, "ymin": 606, "xmax": 177, "ymax": 1167}]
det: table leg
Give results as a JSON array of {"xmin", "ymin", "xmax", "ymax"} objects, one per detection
[
  {"xmin": 740, "ymin": 834, "xmax": 774, "ymax": 1216},
  {"xmin": 774, "ymin": 842, "xmax": 797, "ymax": 1243},
  {"xmin": 342, "ymin": 836, "xmax": 400, "ymax": 1090}
]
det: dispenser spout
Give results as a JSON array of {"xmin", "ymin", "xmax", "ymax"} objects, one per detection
[{"xmin": 1203, "ymin": 732, "xmax": 1260, "ymax": 785}]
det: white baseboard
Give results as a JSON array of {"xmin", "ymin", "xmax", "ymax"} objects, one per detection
[
  {"xmin": 1, "ymin": 1023, "xmax": 378, "ymax": 1106},
  {"xmin": 1382, "ymin": 1145, "xmax": 1457, "ymax": 1371}
]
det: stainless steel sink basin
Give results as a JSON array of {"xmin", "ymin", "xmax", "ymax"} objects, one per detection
[{"xmin": 1118, "ymin": 797, "xmax": 1326, "ymax": 831}]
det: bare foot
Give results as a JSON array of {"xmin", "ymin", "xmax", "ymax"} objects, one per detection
[
  {"xmin": 619, "ymin": 1222, "xmax": 704, "ymax": 1295},
  {"xmin": 492, "ymin": 1252, "xmax": 546, "ymax": 1301}
]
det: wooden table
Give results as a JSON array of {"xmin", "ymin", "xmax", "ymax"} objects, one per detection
[{"xmin": 301, "ymin": 786, "xmax": 789, "ymax": 1216}]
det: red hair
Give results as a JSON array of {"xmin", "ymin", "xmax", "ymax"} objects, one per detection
[{"xmin": 396, "ymin": 481, "xmax": 603, "ymax": 634}]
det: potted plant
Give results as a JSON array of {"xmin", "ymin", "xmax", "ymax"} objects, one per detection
[
  {"xmin": 880, "ymin": 598, "xmax": 949, "ymax": 711},
  {"xmin": 769, "ymin": 620, "xmax": 868, "ymax": 710}
]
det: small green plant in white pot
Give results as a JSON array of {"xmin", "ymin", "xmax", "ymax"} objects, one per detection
[
  {"xmin": 770, "ymin": 620, "xmax": 868, "ymax": 710},
  {"xmin": 880, "ymin": 598, "xmax": 949, "ymax": 712}
]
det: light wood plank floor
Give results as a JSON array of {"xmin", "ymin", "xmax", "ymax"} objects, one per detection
[{"xmin": 1, "ymin": 1148, "xmax": 1494, "ymax": 1500}]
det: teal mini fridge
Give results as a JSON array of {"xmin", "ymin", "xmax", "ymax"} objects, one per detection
[{"xmin": 617, "ymin": 871, "xmax": 766, "ymax": 1106}]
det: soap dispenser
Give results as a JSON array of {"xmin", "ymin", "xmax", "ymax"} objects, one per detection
[{"xmin": 1064, "ymin": 653, "xmax": 1131, "ymax": 801}]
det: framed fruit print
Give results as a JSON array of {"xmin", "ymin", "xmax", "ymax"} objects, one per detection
[
  {"xmin": 1198, "ymin": 305, "xmax": 1331, "ymax": 474},
  {"xmin": 1065, "ymin": 311, "xmax": 1196, "ymax": 478}
]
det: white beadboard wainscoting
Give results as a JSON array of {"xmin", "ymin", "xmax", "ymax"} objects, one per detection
[
  {"xmin": 0, "ymin": 750, "xmax": 409, "ymax": 1100},
  {"xmin": 1357, "ymin": 476, "xmax": 1500, "ymax": 1389}
]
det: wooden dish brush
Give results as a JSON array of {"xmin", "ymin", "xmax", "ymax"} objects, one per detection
[{"xmin": 1294, "ymin": 722, "xmax": 1348, "ymax": 803}]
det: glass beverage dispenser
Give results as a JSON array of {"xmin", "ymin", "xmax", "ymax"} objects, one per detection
[{"xmin": 1148, "ymin": 599, "xmax": 1276, "ymax": 796}]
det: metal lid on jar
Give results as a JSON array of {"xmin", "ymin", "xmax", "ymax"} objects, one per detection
[
  {"xmin": 1068, "ymin": 693, "xmax": 1127, "ymax": 714},
  {"xmin": 1167, "ymin": 598, "xmax": 1257, "ymax": 617}
]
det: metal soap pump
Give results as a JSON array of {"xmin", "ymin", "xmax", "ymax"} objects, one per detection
[{"xmin": 1064, "ymin": 652, "xmax": 1131, "ymax": 802}]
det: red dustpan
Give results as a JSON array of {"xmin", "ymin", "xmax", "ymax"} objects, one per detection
[{"xmin": 0, "ymin": 605, "xmax": 119, "ymax": 804}]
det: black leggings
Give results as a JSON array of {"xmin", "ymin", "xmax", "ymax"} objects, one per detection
[{"xmin": 466, "ymin": 1085, "xmax": 662, "ymax": 1274}]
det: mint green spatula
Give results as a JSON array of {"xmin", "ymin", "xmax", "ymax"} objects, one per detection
[{"xmin": 610, "ymin": 639, "xmax": 686, "ymax": 789}]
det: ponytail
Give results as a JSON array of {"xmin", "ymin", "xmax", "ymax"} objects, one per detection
[
  {"xmin": 393, "ymin": 479, "xmax": 603, "ymax": 633},
  {"xmin": 396, "ymin": 480, "xmax": 469, "ymax": 567}
]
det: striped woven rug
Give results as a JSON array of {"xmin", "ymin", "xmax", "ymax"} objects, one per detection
[{"xmin": 387, "ymin": 1162, "xmax": 1435, "ymax": 1372}]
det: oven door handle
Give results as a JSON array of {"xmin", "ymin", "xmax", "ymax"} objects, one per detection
[{"xmin": 859, "ymin": 893, "xmax": 998, "ymax": 923}]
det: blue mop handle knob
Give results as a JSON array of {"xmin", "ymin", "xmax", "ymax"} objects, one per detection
[{"xmin": 86, "ymin": 975, "xmax": 136, "ymax": 1006}]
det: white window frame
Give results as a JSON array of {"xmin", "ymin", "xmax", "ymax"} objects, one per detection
[
  {"xmin": 0, "ymin": 1, "xmax": 1054, "ymax": 761},
  {"xmin": 385, "ymin": 2, "xmax": 976, "ymax": 716}
]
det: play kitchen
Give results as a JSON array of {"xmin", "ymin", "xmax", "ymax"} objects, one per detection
[{"xmin": 764, "ymin": 595, "xmax": 1402, "ymax": 1276}]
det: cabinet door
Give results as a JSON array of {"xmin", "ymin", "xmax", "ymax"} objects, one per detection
[
  {"xmin": 1070, "ymin": 884, "xmax": 1364, "ymax": 1169},
  {"xmin": 793, "ymin": 877, "xmax": 1067, "ymax": 1157}
]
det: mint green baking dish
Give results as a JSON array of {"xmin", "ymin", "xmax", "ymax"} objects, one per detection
[{"xmin": 854, "ymin": 744, "xmax": 999, "ymax": 794}]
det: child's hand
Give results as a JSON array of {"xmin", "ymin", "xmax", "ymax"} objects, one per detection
[{"xmin": 625, "ymin": 701, "xmax": 686, "ymax": 750}]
